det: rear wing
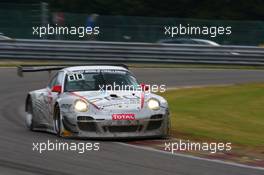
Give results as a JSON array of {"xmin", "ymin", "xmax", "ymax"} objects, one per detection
[
  {"xmin": 17, "ymin": 64, "xmax": 129, "ymax": 77},
  {"xmin": 17, "ymin": 65, "xmax": 65, "ymax": 77}
]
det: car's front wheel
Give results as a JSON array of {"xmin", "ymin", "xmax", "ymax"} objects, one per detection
[
  {"xmin": 162, "ymin": 115, "xmax": 171, "ymax": 139},
  {"xmin": 54, "ymin": 105, "xmax": 63, "ymax": 137}
]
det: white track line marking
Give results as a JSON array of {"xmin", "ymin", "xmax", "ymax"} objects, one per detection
[{"xmin": 116, "ymin": 142, "xmax": 264, "ymax": 171}]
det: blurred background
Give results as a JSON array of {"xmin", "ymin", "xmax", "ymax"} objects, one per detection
[{"xmin": 1, "ymin": 0, "xmax": 264, "ymax": 45}]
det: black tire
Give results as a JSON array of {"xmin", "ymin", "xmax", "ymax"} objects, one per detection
[
  {"xmin": 54, "ymin": 105, "xmax": 63, "ymax": 137},
  {"xmin": 26, "ymin": 98, "xmax": 36, "ymax": 131},
  {"xmin": 162, "ymin": 116, "xmax": 171, "ymax": 139}
]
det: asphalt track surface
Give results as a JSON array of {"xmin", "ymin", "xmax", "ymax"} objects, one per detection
[{"xmin": 0, "ymin": 68, "xmax": 264, "ymax": 175}]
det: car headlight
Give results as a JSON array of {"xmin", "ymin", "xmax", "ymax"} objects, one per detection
[
  {"xmin": 147, "ymin": 98, "xmax": 160, "ymax": 110},
  {"xmin": 74, "ymin": 99, "xmax": 88, "ymax": 112}
]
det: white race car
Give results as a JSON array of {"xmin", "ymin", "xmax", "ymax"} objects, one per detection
[{"xmin": 22, "ymin": 65, "xmax": 170, "ymax": 138}]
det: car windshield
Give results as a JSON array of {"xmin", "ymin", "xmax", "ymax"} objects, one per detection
[{"xmin": 64, "ymin": 70, "xmax": 138, "ymax": 92}]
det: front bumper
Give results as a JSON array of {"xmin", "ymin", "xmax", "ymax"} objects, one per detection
[{"xmin": 61, "ymin": 113, "xmax": 170, "ymax": 138}]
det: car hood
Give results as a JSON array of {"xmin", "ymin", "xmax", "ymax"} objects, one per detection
[{"xmin": 72, "ymin": 90, "xmax": 144, "ymax": 111}]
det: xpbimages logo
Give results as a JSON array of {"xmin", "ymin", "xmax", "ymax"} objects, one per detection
[
  {"xmin": 32, "ymin": 24, "xmax": 100, "ymax": 38},
  {"xmin": 98, "ymin": 82, "xmax": 166, "ymax": 94},
  {"xmin": 32, "ymin": 140, "xmax": 100, "ymax": 154},
  {"xmin": 164, "ymin": 140, "xmax": 232, "ymax": 154},
  {"xmin": 164, "ymin": 24, "xmax": 232, "ymax": 38}
]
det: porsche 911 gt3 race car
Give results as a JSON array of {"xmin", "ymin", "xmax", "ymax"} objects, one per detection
[{"xmin": 22, "ymin": 65, "xmax": 170, "ymax": 138}]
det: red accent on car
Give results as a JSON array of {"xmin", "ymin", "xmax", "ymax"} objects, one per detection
[
  {"xmin": 140, "ymin": 83, "xmax": 149, "ymax": 91},
  {"xmin": 112, "ymin": 113, "xmax": 135, "ymax": 120},
  {"xmin": 141, "ymin": 92, "xmax": 145, "ymax": 109},
  {"xmin": 69, "ymin": 92, "xmax": 100, "ymax": 110},
  {"xmin": 51, "ymin": 85, "xmax": 62, "ymax": 93}
]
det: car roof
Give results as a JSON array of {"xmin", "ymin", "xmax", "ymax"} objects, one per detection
[{"xmin": 62, "ymin": 65, "xmax": 128, "ymax": 72}]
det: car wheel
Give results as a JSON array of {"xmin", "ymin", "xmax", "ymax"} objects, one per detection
[
  {"xmin": 26, "ymin": 98, "xmax": 36, "ymax": 131},
  {"xmin": 162, "ymin": 116, "xmax": 171, "ymax": 139},
  {"xmin": 54, "ymin": 105, "xmax": 63, "ymax": 137},
  {"xmin": 166, "ymin": 117, "xmax": 171, "ymax": 137}
]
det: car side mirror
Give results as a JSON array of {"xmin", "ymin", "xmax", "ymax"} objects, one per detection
[
  {"xmin": 140, "ymin": 83, "xmax": 149, "ymax": 91},
  {"xmin": 51, "ymin": 85, "xmax": 62, "ymax": 93}
]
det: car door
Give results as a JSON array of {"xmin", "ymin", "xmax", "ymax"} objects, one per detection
[{"xmin": 45, "ymin": 71, "xmax": 64, "ymax": 126}]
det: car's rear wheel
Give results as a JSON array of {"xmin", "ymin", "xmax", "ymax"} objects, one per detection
[
  {"xmin": 26, "ymin": 98, "xmax": 36, "ymax": 131},
  {"xmin": 54, "ymin": 105, "xmax": 63, "ymax": 137}
]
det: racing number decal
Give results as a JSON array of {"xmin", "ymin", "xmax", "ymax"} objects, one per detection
[{"xmin": 68, "ymin": 73, "xmax": 84, "ymax": 81}]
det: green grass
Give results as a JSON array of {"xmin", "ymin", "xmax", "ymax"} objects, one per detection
[{"xmin": 161, "ymin": 83, "xmax": 264, "ymax": 147}]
